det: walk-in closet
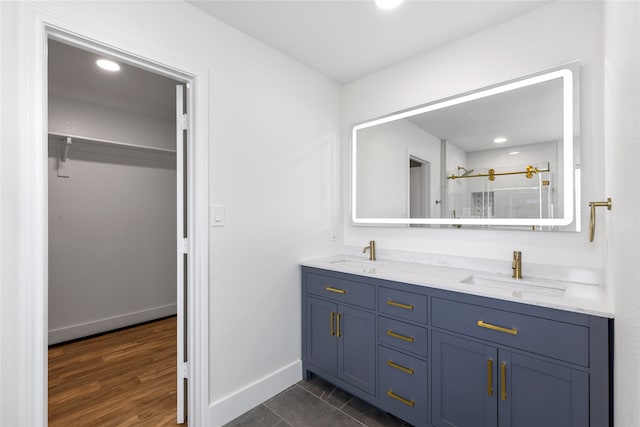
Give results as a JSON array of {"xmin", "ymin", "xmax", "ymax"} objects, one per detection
[{"xmin": 47, "ymin": 39, "xmax": 182, "ymax": 423}]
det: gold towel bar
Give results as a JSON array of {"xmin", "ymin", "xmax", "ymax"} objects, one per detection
[{"xmin": 589, "ymin": 198, "xmax": 612, "ymax": 243}]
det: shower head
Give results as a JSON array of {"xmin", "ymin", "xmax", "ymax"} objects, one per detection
[{"xmin": 457, "ymin": 166, "xmax": 475, "ymax": 177}]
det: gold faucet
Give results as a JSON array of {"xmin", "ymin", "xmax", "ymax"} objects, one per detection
[
  {"xmin": 363, "ymin": 240, "xmax": 376, "ymax": 261},
  {"xmin": 512, "ymin": 251, "xmax": 522, "ymax": 279}
]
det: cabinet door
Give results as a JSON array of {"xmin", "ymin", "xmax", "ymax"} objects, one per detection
[
  {"xmin": 432, "ymin": 332, "xmax": 498, "ymax": 427},
  {"xmin": 338, "ymin": 305, "xmax": 376, "ymax": 395},
  {"xmin": 306, "ymin": 296, "xmax": 338, "ymax": 376},
  {"xmin": 498, "ymin": 351, "xmax": 588, "ymax": 427}
]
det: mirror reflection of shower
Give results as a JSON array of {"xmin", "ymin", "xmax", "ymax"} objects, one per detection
[{"xmin": 457, "ymin": 166, "xmax": 475, "ymax": 177}]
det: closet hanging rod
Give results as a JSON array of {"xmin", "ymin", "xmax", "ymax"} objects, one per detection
[{"xmin": 48, "ymin": 132, "xmax": 177, "ymax": 154}]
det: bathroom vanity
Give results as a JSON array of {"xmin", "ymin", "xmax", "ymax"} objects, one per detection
[{"xmin": 301, "ymin": 256, "xmax": 612, "ymax": 427}]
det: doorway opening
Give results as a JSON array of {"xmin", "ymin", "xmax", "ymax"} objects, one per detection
[
  {"xmin": 409, "ymin": 156, "xmax": 431, "ymax": 224},
  {"xmin": 46, "ymin": 36, "xmax": 189, "ymax": 424}
]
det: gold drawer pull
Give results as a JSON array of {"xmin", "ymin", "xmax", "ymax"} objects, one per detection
[
  {"xmin": 330, "ymin": 312, "xmax": 336, "ymax": 336},
  {"xmin": 386, "ymin": 360, "xmax": 414, "ymax": 375},
  {"xmin": 387, "ymin": 390, "xmax": 415, "ymax": 407},
  {"xmin": 336, "ymin": 313, "xmax": 342, "ymax": 338},
  {"xmin": 386, "ymin": 330, "xmax": 415, "ymax": 343},
  {"xmin": 386, "ymin": 300, "xmax": 414, "ymax": 310},
  {"xmin": 501, "ymin": 362, "xmax": 507, "ymax": 401},
  {"xmin": 325, "ymin": 286, "xmax": 346, "ymax": 294},
  {"xmin": 487, "ymin": 359, "xmax": 493, "ymax": 396},
  {"xmin": 477, "ymin": 320, "xmax": 518, "ymax": 336}
]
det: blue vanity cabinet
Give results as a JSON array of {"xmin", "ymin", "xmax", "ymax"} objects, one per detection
[
  {"xmin": 432, "ymin": 332, "xmax": 497, "ymax": 427},
  {"xmin": 337, "ymin": 304, "xmax": 376, "ymax": 394},
  {"xmin": 302, "ymin": 266, "xmax": 612, "ymax": 427},
  {"xmin": 499, "ymin": 351, "xmax": 588, "ymax": 427},
  {"xmin": 432, "ymin": 332, "xmax": 589, "ymax": 427},
  {"xmin": 305, "ymin": 296, "xmax": 339, "ymax": 376},
  {"xmin": 377, "ymin": 286, "xmax": 430, "ymax": 426},
  {"xmin": 303, "ymin": 271, "xmax": 376, "ymax": 396},
  {"xmin": 432, "ymin": 297, "xmax": 594, "ymax": 427}
]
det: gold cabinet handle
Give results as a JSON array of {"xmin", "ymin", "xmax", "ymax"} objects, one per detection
[
  {"xmin": 386, "ymin": 300, "xmax": 414, "ymax": 310},
  {"xmin": 500, "ymin": 362, "xmax": 507, "ymax": 401},
  {"xmin": 336, "ymin": 313, "xmax": 342, "ymax": 338},
  {"xmin": 477, "ymin": 320, "xmax": 518, "ymax": 336},
  {"xmin": 325, "ymin": 286, "xmax": 346, "ymax": 294},
  {"xmin": 387, "ymin": 390, "xmax": 415, "ymax": 407},
  {"xmin": 487, "ymin": 359, "xmax": 494, "ymax": 396},
  {"xmin": 386, "ymin": 360, "xmax": 414, "ymax": 375},
  {"xmin": 589, "ymin": 198, "xmax": 612, "ymax": 242},
  {"xmin": 330, "ymin": 312, "xmax": 336, "ymax": 336},
  {"xmin": 386, "ymin": 330, "xmax": 415, "ymax": 343}
]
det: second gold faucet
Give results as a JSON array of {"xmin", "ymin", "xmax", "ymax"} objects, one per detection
[
  {"xmin": 512, "ymin": 251, "xmax": 522, "ymax": 279},
  {"xmin": 363, "ymin": 240, "xmax": 376, "ymax": 261}
]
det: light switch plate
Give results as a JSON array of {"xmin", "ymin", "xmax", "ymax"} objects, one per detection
[{"xmin": 210, "ymin": 204, "xmax": 225, "ymax": 227}]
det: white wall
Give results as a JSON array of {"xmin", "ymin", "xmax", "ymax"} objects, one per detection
[
  {"xmin": 343, "ymin": 1, "xmax": 604, "ymax": 269},
  {"xmin": 49, "ymin": 95, "xmax": 175, "ymax": 150},
  {"xmin": 0, "ymin": 1, "xmax": 341, "ymax": 426},
  {"xmin": 207, "ymin": 27, "xmax": 341, "ymax": 423},
  {"xmin": 356, "ymin": 119, "xmax": 440, "ymax": 219},
  {"xmin": 48, "ymin": 93, "xmax": 177, "ymax": 344},
  {"xmin": 0, "ymin": 2, "xmax": 29, "ymax": 420},
  {"xmin": 604, "ymin": 1, "xmax": 640, "ymax": 425}
]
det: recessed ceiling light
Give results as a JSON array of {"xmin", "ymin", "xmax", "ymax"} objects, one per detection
[
  {"xmin": 96, "ymin": 59, "xmax": 120, "ymax": 72},
  {"xmin": 509, "ymin": 151, "xmax": 519, "ymax": 155},
  {"xmin": 375, "ymin": 0, "xmax": 404, "ymax": 10},
  {"xmin": 494, "ymin": 137, "xmax": 507, "ymax": 143}
]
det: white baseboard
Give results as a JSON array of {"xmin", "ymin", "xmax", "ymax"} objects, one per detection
[
  {"xmin": 209, "ymin": 360, "xmax": 302, "ymax": 427},
  {"xmin": 48, "ymin": 303, "xmax": 177, "ymax": 345}
]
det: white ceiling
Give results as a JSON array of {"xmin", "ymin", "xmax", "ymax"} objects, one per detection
[
  {"xmin": 187, "ymin": 0, "xmax": 550, "ymax": 83},
  {"xmin": 407, "ymin": 77, "xmax": 563, "ymax": 152},
  {"xmin": 47, "ymin": 2, "xmax": 552, "ymax": 121},
  {"xmin": 48, "ymin": 40, "xmax": 178, "ymax": 121}
]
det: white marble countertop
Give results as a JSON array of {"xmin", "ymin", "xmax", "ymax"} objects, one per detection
[{"xmin": 301, "ymin": 254, "xmax": 614, "ymax": 318}]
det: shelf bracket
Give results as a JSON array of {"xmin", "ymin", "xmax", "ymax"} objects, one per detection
[{"xmin": 57, "ymin": 137, "xmax": 72, "ymax": 178}]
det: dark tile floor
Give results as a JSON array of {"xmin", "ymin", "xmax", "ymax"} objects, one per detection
[{"xmin": 224, "ymin": 376, "xmax": 412, "ymax": 427}]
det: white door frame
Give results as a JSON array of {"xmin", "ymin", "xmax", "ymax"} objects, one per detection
[{"xmin": 19, "ymin": 6, "xmax": 210, "ymax": 426}]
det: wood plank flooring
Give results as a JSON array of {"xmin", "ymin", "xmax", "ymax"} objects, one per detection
[{"xmin": 48, "ymin": 316, "xmax": 180, "ymax": 426}]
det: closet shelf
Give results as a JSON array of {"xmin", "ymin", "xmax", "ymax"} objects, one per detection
[{"xmin": 48, "ymin": 132, "xmax": 176, "ymax": 154}]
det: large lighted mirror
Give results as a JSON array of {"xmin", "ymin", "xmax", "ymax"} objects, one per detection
[{"xmin": 352, "ymin": 63, "xmax": 580, "ymax": 231}]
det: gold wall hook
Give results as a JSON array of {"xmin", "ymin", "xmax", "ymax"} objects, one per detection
[{"xmin": 588, "ymin": 198, "xmax": 612, "ymax": 242}]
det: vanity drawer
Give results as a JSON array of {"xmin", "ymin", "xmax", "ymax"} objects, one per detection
[
  {"xmin": 432, "ymin": 297, "xmax": 589, "ymax": 366},
  {"xmin": 305, "ymin": 272, "xmax": 375, "ymax": 310},
  {"xmin": 379, "ymin": 345, "xmax": 428, "ymax": 426},
  {"xmin": 379, "ymin": 287, "xmax": 428, "ymax": 324},
  {"xmin": 378, "ymin": 316, "xmax": 428, "ymax": 357}
]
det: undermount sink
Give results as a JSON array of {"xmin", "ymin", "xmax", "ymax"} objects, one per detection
[
  {"xmin": 460, "ymin": 274, "xmax": 566, "ymax": 297},
  {"xmin": 327, "ymin": 257, "xmax": 384, "ymax": 273}
]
